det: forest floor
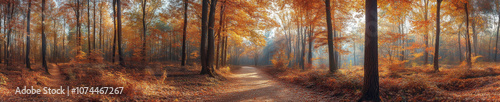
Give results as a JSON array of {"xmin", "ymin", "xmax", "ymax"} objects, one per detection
[
  {"xmin": 262, "ymin": 62, "xmax": 500, "ymax": 101},
  {"xmin": 204, "ymin": 66, "xmax": 329, "ymax": 101},
  {"xmin": 0, "ymin": 62, "xmax": 329, "ymax": 101}
]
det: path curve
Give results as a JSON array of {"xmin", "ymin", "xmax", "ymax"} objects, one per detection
[{"xmin": 208, "ymin": 66, "xmax": 329, "ymax": 102}]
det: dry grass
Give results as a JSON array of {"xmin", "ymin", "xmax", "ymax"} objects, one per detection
[
  {"xmin": 0, "ymin": 62, "xmax": 230, "ymax": 101},
  {"xmin": 264, "ymin": 62, "xmax": 500, "ymax": 101}
]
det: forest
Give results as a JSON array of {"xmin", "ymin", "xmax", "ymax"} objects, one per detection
[{"xmin": 1, "ymin": 0, "xmax": 500, "ymax": 101}]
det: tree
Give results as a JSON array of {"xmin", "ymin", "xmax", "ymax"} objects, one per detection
[
  {"xmin": 325, "ymin": 0, "xmax": 337, "ymax": 73},
  {"xmin": 359, "ymin": 0, "xmax": 380, "ymax": 101},
  {"xmin": 424, "ymin": 0, "xmax": 429, "ymax": 65},
  {"xmin": 26, "ymin": 0, "xmax": 32, "ymax": 70},
  {"xmin": 142, "ymin": 0, "xmax": 147, "ymax": 62},
  {"xmin": 93, "ymin": 0, "xmax": 96, "ymax": 51},
  {"xmin": 181, "ymin": 0, "xmax": 188, "ymax": 66},
  {"xmin": 87, "ymin": 0, "xmax": 91, "ymax": 55},
  {"xmin": 465, "ymin": 3, "xmax": 472, "ymax": 69},
  {"xmin": 112, "ymin": 0, "xmax": 117, "ymax": 63},
  {"xmin": 117, "ymin": 0, "xmax": 125, "ymax": 66},
  {"xmin": 42, "ymin": 0, "xmax": 49, "ymax": 74},
  {"xmin": 205, "ymin": 0, "xmax": 218, "ymax": 77},
  {"xmin": 434, "ymin": 0, "xmax": 443, "ymax": 72},
  {"xmin": 200, "ymin": 0, "xmax": 209, "ymax": 74}
]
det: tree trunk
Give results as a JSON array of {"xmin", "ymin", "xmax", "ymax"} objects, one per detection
[
  {"xmin": 433, "ymin": 0, "xmax": 442, "ymax": 72},
  {"xmin": 359, "ymin": 0, "xmax": 380, "ymax": 101},
  {"xmin": 465, "ymin": 3, "xmax": 472, "ymax": 69},
  {"xmin": 42, "ymin": 0, "xmax": 49, "ymax": 73},
  {"xmin": 325, "ymin": 0, "xmax": 337, "ymax": 73},
  {"xmin": 112, "ymin": 0, "xmax": 117, "ymax": 63},
  {"xmin": 424, "ymin": 0, "xmax": 429, "ymax": 65},
  {"xmin": 200, "ymin": 0, "xmax": 209, "ymax": 74},
  {"xmin": 307, "ymin": 25, "xmax": 314, "ymax": 67},
  {"xmin": 142, "ymin": 0, "xmax": 147, "ymax": 62},
  {"xmin": 205, "ymin": 0, "xmax": 218, "ymax": 77},
  {"xmin": 459, "ymin": 31, "xmax": 462, "ymax": 62},
  {"xmin": 181, "ymin": 0, "xmax": 188, "ymax": 66},
  {"xmin": 88, "ymin": 0, "xmax": 91, "ymax": 55},
  {"xmin": 99, "ymin": 2, "xmax": 102, "ymax": 50},
  {"xmin": 117, "ymin": 0, "xmax": 125, "ymax": 66},
  {"xmin": 93, "ymin": 0, "xmax": 96, "ymax": 51},
  {"xmin": 26, "ymin": 0, "xmax": 32, "ymax": 69}
]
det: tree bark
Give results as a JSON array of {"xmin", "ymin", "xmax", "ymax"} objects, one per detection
[
  {"xmin": 325, "ymin": 0, "xmax": 337, "ymax": 73},
  {"xmin": 181, "ymin": 0, "xmax": 188, "ymax": 66},
  {"xmin": 42, "ymin": 0, "xmax": 49, "ymax": 73},
  {"xmin": 434, "ymin": 0, "xmax": 442, "ymax": 72},
  {"xmin": 117, "ymin": 0, "xmax": 125, "ymax": 66},
  {"xmin": 205, "ymin": 0, "xmax": 218, "ymax": 77},
  {"xmin": 112, "ymin": 0, "xmax": 117, "ymax": 63},
  {"xmin": 359, "ymin": 0, "xmax": 380, "ymax": 101},
  {"xmin": 142, "ymin": 0, "xmax": 147, "ymax": 62},
  {"xmin": 26, "ymin": 0, "xmax": 32, "ymax": 69},
  {"xmin": 466, "ymin": 3, "xmax": 472, "ymax": 69},
  {"xmin": 88, "ymin": 0, "xmax": 91, "ymax": 55},
  {"xmin": 200, "ymin": 0, "xmax": 209, "ymax": 74},
  {"xmin": 424, "ymin": 0, "xmax": 429, "ymax": 65}
]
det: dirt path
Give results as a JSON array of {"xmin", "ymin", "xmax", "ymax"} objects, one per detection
[
  {"xmin": 207, "ymin": 66, "xmax": 329, "ymax": 102},
  {"xmin": 47, "ymin": 64, "xmax": 64, "ymax": 87}
]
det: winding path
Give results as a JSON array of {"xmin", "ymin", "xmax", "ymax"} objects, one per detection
[{"xmin": 207, "ymin": 66, "xmax": 329, "ymax": 102}]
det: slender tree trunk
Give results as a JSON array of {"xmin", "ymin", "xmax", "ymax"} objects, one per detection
[
  {"xmin": 112, "ymin": 0, "xmax": 117, "ymax": 63},
  {"xmin": 181, "ymin": 0, "xmax": 188, "ymax": 66},
  {"xmin": 142, "ymin": 0, "xmax": 147, "ymax": 62},
  {"xmin": 42, "ymin": 0, "xmax": 49, "ymax": 73},
  {"xmin": 325, "ymin": 0, "xmax": 337, "ymax": 73},
  {"xmin": 93, "ymin": 0, "xmax": 96, "ymax": 51},
  {"xmin": 459, "ymin": 31, "xmax": 462, "ymax": 62},
  {"xmin": 99, "ymin": 2, "xmax": 102, "ymax": 50},
  {"xmin": 26, "ymin": 0, "xmax": 32, "ymax": 69},
  {"xmin": 88, "ymin": 0, "xmax": 91, "ymax": 55},
  {"xmin": 433, "ymin": 0, "xmax": 442, "ymax": 72},
  {"xmin": 117, "ymin": 0, "xmax": 125, "ymax": 66},
  {"xmin": 307, "ymin": 25, "xmax": 314, "ymax": 67},
  {"xmin": 359, "ymin": 0, "xmax": 380, "ymax": 101},
  {"xmin": 465, "ymin": 3, "xmax": 472, "ymax": 69},
  {"xmin": 424, "ymin": 0, "xmax": 429, "ymax": 65}
]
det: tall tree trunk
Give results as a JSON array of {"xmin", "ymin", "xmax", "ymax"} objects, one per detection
[
  {"xmin": 99, "ymin": 1, "xmax": 102, "ymax": 50},
  {"xmin": 88, "ymin": 0, "xmax": 91, "ymax": 55},
  {"xmin": 307, "ymin": 25, "xmax": 314, "ymax": 67},
  {"xmin": 26, "ymin": 0, "xmax": 32, "ymax": 69},
  {"xmin": 325, "ymin": 0, "xmax": 337, "ymax": 73},
  {"xmin": 205, "ymin": 0, "xmax": 218, "ymax": 77},
  {"xmin": 216, "ymin": 1, "xmax": 225, "ymax": 69},
  {"xmin": 434, "ymin": 0, "xmax": 442, "ymax": 72},
  {"xmin": 112, "ymin": 0, "xmax": 117, "ymax": 63},
  {"xmin": 42, "ymin": 0, "xmax": 49, "ymax": 73},
  {"xmin": 53, "ymin": 20, "xmax": 57, "ymax": 64},
  {"xmin": 93, "ymin": 0, "xmax": 96, "ymax": 51},
  {"xmin": 359, "ymin": 0, "xmax": 380, "ymax": 101},
  {"xmin": 117, "ymin": 0, "xmax": 125, "ymax": 66},
  {"xmin": 142, "ymin": 0, "xmax": 147, "ymax": 62},
  {"xmin": 181, "ymin": 0, "xmax": 188, "ymax": 66},
  {"xmin": 459, "ymin": 31, "xmax": 462, "ymax": 62},
  {"xmin": 424, "ymin": 0, "xmax": 429, "ymax": 65},
  {"xmin": 200, "ymin": 0, "xmax": 209, "ymax": 74},
  {"xmin": 77, "ymin": 0, "xmax": 82, "ymax": 58},
  {"xmin": 465, "ymin": 3, "xmax": 472, "ymax": 69}
]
